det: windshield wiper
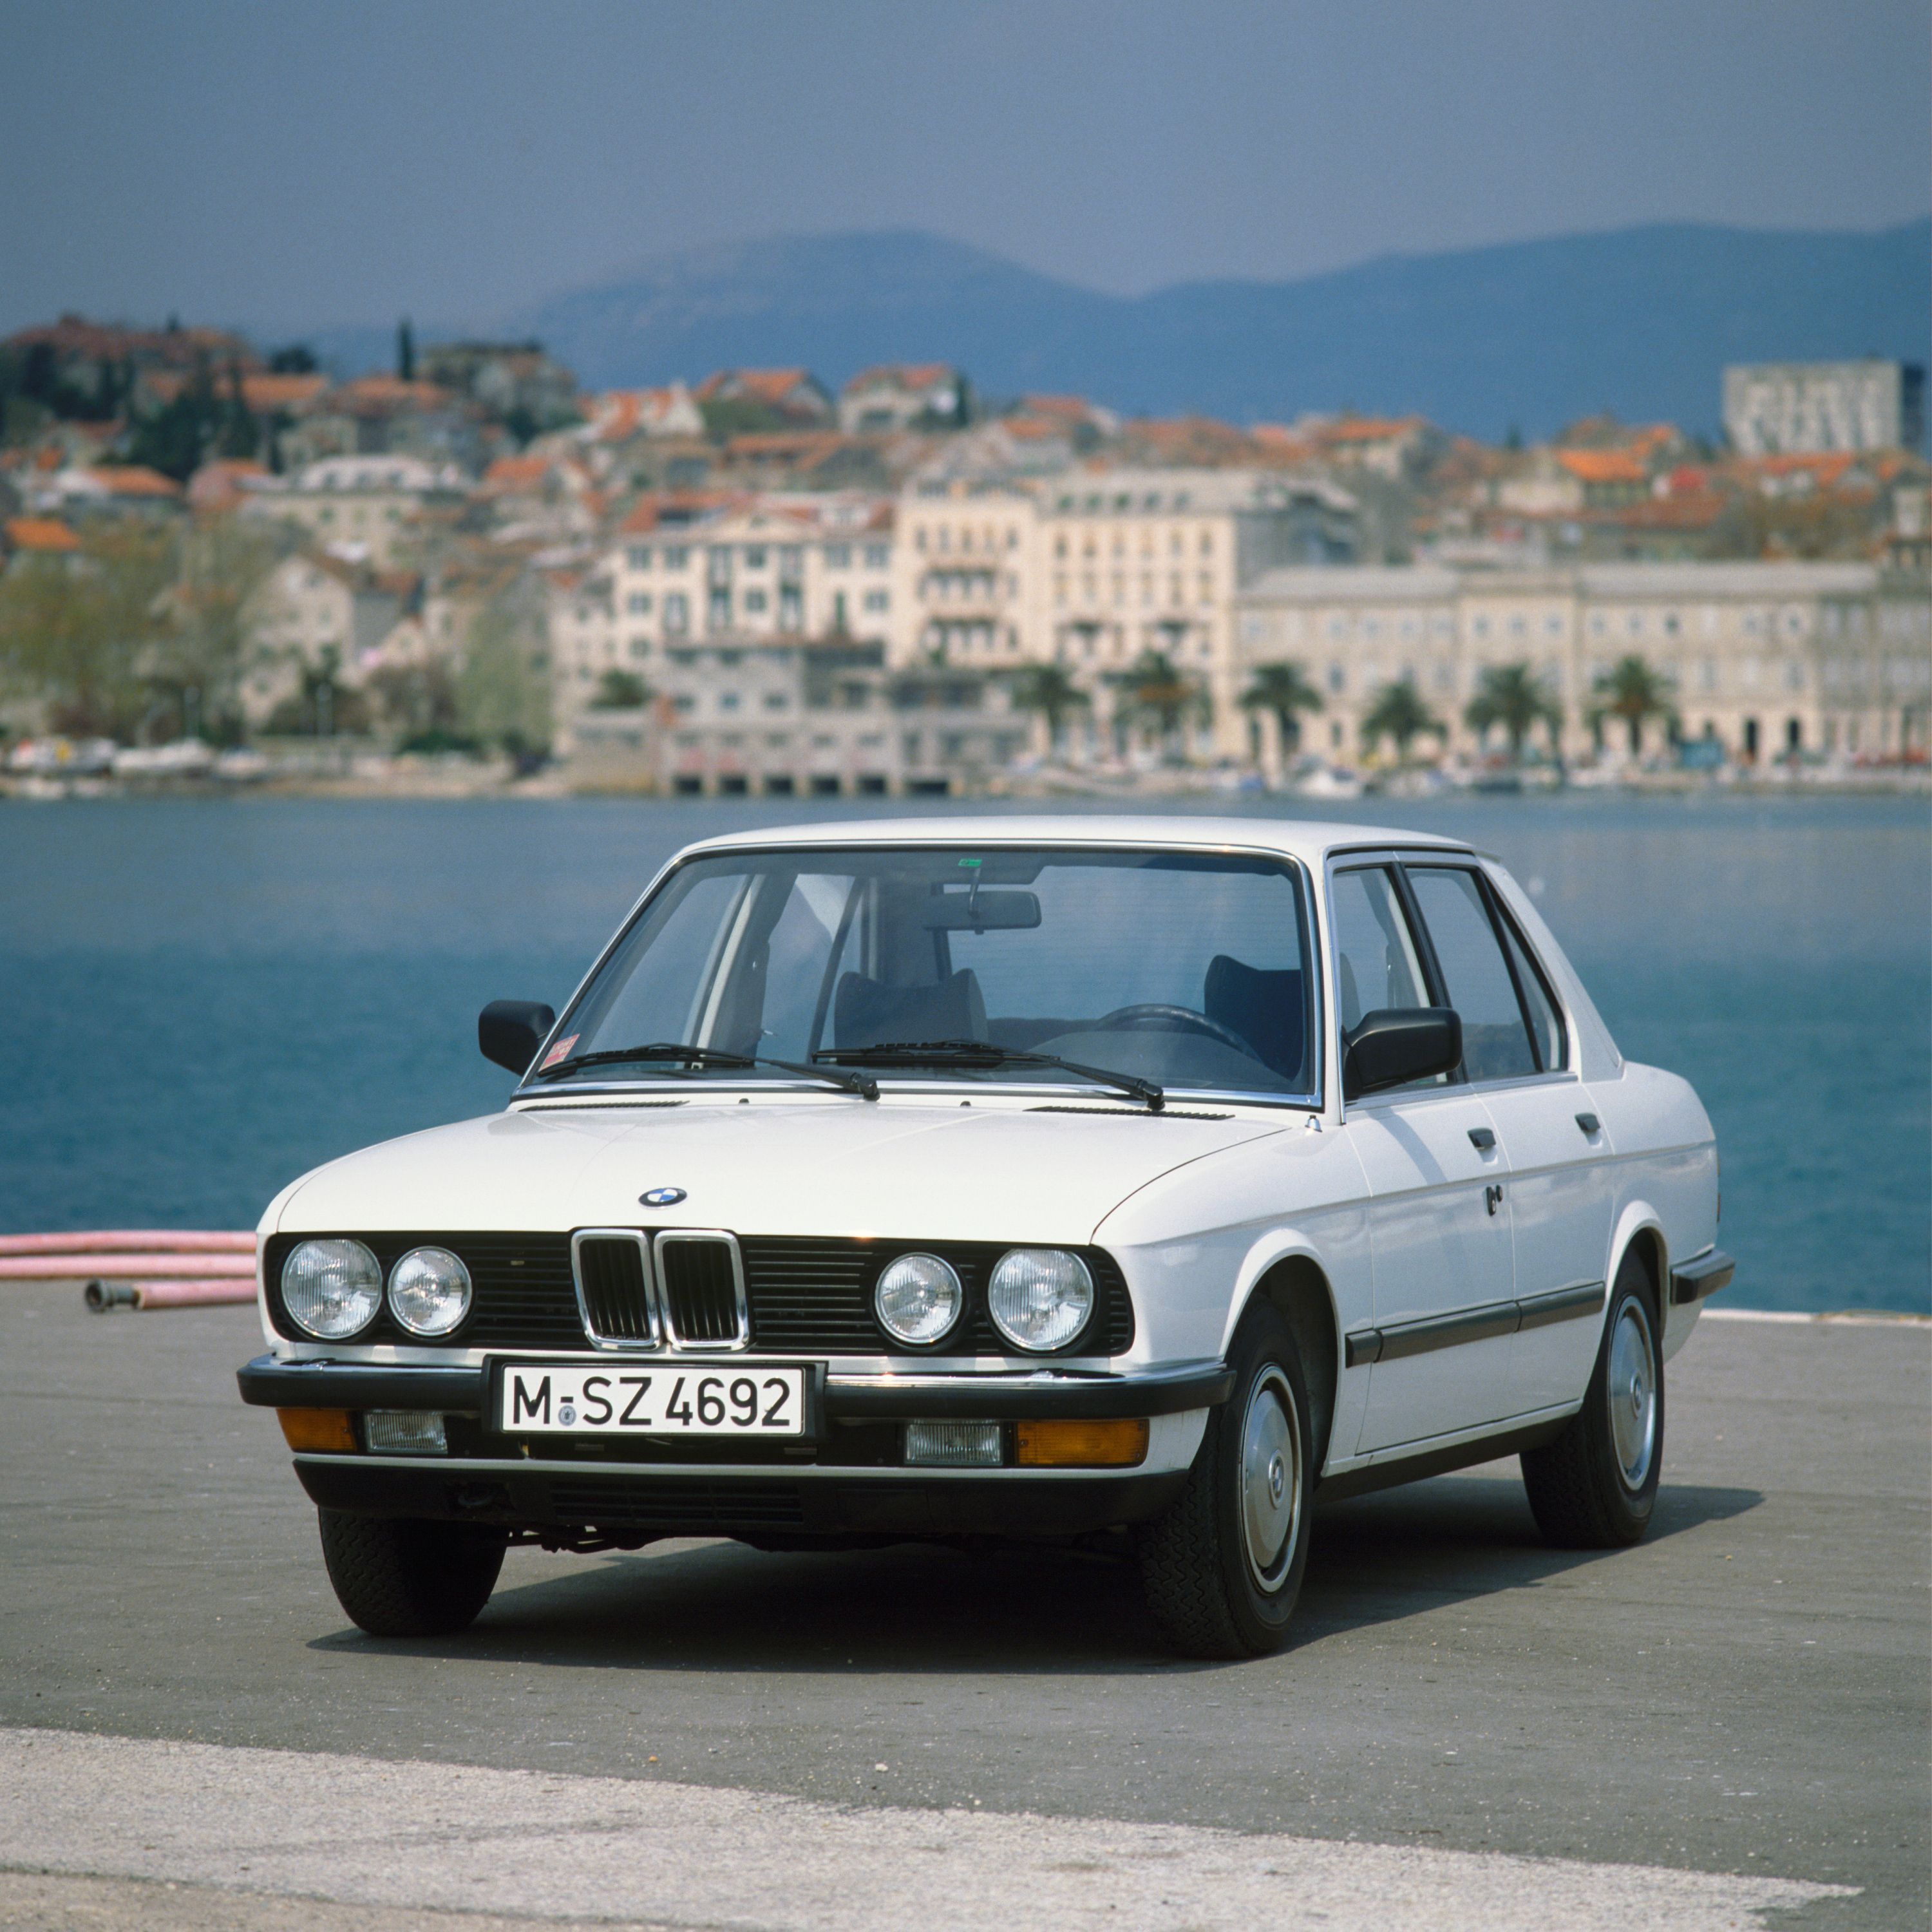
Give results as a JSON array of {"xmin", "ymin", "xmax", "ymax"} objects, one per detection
[
  {"xmin": 530, "ymin": 1041, "xmax": 877, "ymax": 1100},
  {"xmin": 814, "ymin": 1039, "xmax": 1163, "ymax": 1112}
]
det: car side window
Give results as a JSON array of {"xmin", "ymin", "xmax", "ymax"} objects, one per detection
[
  {"xmin": 1404, "ymin": 867, "xmax": 1539, "ymax": 1084},
  {"xmin": 1329, "ymin": 866, "xmax": 1429, "ymax": 1030},
  {"xmin": 1493, "ymin": 901, "xmax": 1566, "ymax": 1071}
]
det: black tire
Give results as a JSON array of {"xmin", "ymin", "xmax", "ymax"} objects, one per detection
[
  {"xmin": 317, "ymin": 1510, "xmax": 507, "ymax": 1637},
  {"xmin": 1137, "ymin": 1303, "xmax": 1314, "ymax": 1658},
  {"xmin": 1521, "ymin": 1249, "xmax": 1663, "ymax": 1549}
]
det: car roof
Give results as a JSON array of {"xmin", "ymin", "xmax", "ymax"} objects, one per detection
[{"xmin": 676, "ymin": 814, "xmax": 1473, "ymax": 867}]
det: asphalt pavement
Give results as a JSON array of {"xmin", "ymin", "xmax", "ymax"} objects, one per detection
[{"xmin": 0, "ymin": 1283, "xmax": 1924, "ymax": 1931}]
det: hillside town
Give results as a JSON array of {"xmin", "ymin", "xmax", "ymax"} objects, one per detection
[{"xmin": 1, "ymin": 314, "xmax": 1927, "ymax": 796}]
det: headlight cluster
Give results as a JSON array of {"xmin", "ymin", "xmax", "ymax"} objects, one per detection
[
  {"xmin": 873, "ymin": 1246, "xmax": 1095, "ymax": 1353},
  {"xmin": 280, "ymin": 1240, "xmax": 471, "ymax": 1341}
]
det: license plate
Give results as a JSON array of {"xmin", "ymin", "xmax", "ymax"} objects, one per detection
[{"xmin": 497, "ymin": 1363, "xmax": 807, "ymax": 1437}]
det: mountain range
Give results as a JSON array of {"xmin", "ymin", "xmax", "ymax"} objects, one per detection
[{"xmin": 308, "ymin": 219, "xmax": 1930, "ymax": 443}]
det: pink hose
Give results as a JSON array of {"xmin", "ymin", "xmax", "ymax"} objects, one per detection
[
  {"xmin": 0, "ymin": 1253, "xmax": 256, "ymax": 1280},
  {"xmin": 0, "ymin": 1230, "xmax": 253, "ymax": 1257},
  {"xmin": 85, "ymin": 1278, "xmax": 258, "ymax": 1311}
]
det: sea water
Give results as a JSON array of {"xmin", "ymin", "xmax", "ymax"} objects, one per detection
[{"xmin": 1, "ymin": 791, "xmax": 1924, "ymax": 1312}]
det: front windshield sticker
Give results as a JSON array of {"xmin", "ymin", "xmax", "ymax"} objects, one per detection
[{"xmin": 538, "ymin": 1034, "xmax": 578, "ymax": 1070}]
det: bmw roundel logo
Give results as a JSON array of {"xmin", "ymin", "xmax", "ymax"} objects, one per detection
[{"xmin": 639, "ymin": 1186, "xmax": 687, "ymax": 1208}]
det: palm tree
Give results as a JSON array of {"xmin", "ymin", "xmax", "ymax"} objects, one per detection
[
  {"xmin": 1360, "ymin": 678, "xmax": 1444, "ymax": 764},
  {"xmin": 1003, "ymin": 661, "xmax": 1090, "ymax": 757},
  {"xmin": 1464, "ymin": 662, "xmax": 1563, "ymax": 763},
  {"xmin": 1589, "ymin": 655, "xmax": 1677, "ymax": 757},
  {"xmin": 1240, "ymin": 660, "xmax": 1325, "ymax": 764},
  {"xmin": 1109, "ymin": 650, "xmax": 1209, "ymax": 759}
]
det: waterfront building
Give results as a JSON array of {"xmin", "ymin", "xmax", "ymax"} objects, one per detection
[
  {"xmin": 568, "ymin": 636, "xmax": 1025, "ymax": 797},
  {"xmin": 1235, "ymin": 560, "xmax": 1932, "ymax": 766},
  {"xmin": 895, "ymin": 469, "xmax": 1358, "ymax": 757},
  {"xmin": 1723, "ymin": 360, "xmax": 1925, "ymax": 457},
  {"xmin": 547, "ymin": 493, "xmax": 896, "ymax": 750}
]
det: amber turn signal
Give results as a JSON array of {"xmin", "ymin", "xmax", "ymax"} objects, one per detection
[
  {"xmin": 277, "ymin": 1406, "xmax": 357, "ymax": 1453},
  {"xmin": 1014, "ymin": 1417, "xmax": 1149, "ymax": 1468}
]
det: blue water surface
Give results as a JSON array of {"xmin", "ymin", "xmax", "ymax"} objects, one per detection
[{"xmin": 1, "ymin": 791, "xmax": 1925, "ymax": 1312}]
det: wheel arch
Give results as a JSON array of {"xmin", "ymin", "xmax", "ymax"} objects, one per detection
[
  {"xmin": 1224, "ymin": 1242, "xmax": 1341, "ymax": 1475},
  {"xmin": 1604, "ymin": 1204, "xmax": 1669, "ymax": 1357}
]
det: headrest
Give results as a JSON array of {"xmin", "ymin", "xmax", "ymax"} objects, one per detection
[{"xmin": 1204, "ymin": 955, "xmax": 1305, "ymax": 1081}]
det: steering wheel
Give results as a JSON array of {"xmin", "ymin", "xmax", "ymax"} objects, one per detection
[{"xmin": 1094, "ymin": 1003, "xmax": 1255, "ymax": 1055}]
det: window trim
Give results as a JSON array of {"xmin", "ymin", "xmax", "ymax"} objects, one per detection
[{"xmin": 1396, "ymin": 860, "xmax": 1567, "ymax": 1084}]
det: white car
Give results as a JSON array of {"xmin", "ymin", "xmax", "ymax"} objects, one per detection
[{"xmin": 238, "ymin": 817, "xmax": 1732, "ymax": 1657}]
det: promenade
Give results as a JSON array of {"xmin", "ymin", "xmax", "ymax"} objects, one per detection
[{"xmin": 0, "ymin": 1283, "xmax": 1923, "ymax": 1929}]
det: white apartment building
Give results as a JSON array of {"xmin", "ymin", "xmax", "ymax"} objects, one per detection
[
  {"xmin": 895, "ymin": 470, "xmax": 1358, "ymax": 755},
  {"xmin": 1235, "ymin": 561, "xmax": 1932, "ymax": 765},
  {"xmin": 1723, "ymin": 360, "xmax": 1925, "ymax": 457},
  {"xmin": 548, "ymin": 493, "xmax": 896, "ymax": 747},
  {"xmin": 243, "ymin": 457, "xmax": 469, "ymax": 569}
]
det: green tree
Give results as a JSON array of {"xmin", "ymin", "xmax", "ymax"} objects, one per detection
[
  {"xmin": 216, "ymin": 356, "xmax": 260, "ymax": 459},
  {"xmin": 147, "ymin": 518, "xmax": 280, "ymax": 738},
  {"xmin": 0, "ymin": 523, "xmax": 175, "ymax": 735},
  {"xmin": 591, "ymin": 668, "xmax": 650, "ymax": 709},
  {"xmin": 1360, "ymin": 678, "xmax": 1444, "ymax": 764},
  {"xmin": 1240, "ymin": 659, "xmax": 1325, "ymax": 760},
  {"xmin": 1589, "ymin": 655, "xmax": 1677, "ymax": 756},
  {"xmin": 1109, "ymin": 649, "xmax": 1209, "ymax": 757},
  {"xmin": 1003, "ymin": 660, "xmax": 1090, "ymax": 755},
  {"xmin": 396, "ymin": 317, "xmax": 415, "ymax": 383},
  {"xmin": 1464, "ymin": 661, "xmax": 1563, "ymax": 762},
  {"xmin": 456, "ymin": 591, "xmax": 551, "ymax": 755},
  {"xmin": 128, "ymin": 353, "xmax": 220, "ymax": 480}
]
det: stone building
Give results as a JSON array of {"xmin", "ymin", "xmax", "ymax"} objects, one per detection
[{"xmin": 1234, "ymin": 560, "xmax": 1932, "ymax": 766}]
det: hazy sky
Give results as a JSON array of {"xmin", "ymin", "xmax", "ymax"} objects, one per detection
[{"xmin": 3, "ymin": 0, "xmax": 1926, "ymax": 335}]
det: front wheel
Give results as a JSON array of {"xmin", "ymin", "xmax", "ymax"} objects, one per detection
[
  {"xmin": 1520, "ymin": 1249, "xmax": 1663, "ymax": 1548},
  {"xmin": 317, "ymin": 1510, "xmax": 507, "ymax": 1637},
  {"xmin": 1137, "ymin": 1304, "xmax": 1314, "ymax": 1658}
]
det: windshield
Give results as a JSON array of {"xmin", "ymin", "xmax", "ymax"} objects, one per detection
[{"xmin": 538, "ymin": 845, "xmax": 1317, "ymax": 1100}]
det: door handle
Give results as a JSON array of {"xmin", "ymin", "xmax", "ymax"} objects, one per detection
[
  {"xmin": 1468, "ymin": 1127, "xmax": 1496, "ymax": 1151},
  {"xmin": 1485, "ymin": 1183, "xmax": 1503, "ymax": 1215},
  {"xmin": 1575, "ymin": 1112, "xmax": 1601, "ymax": 1136}
]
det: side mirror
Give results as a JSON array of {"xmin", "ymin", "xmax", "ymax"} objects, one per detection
[
  {"xmin": 1343, "ymin": 1007, "xmax": 1461, "ymax": 1101},
  {"xmin": 479, "ymin": 999, "xmax": 556, "ymax": 1077}
]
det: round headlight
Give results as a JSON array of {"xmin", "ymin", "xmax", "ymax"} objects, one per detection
[
  {"xmin": 874, "ymin": 1251, "xmax": 964, "ymax": 1347},
  {"xmin": 988, "ymin": 1248, "xmax": 1094, "ymax": 1352},
  {"xmin": 281, "ymin": 1238, "xmax": 382, "ymax": 1340},
  {"xmin": 388, "ymin": 1245, "xmax": 472, "ymax": 1337}
]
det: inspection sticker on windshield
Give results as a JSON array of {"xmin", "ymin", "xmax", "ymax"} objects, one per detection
[
  {"xmin": 497, "ymin": 1362, "xmax": 806, "ymax": 1436},
  {"xmin": 538, "ymin": 1034, "xmax": 578, "ymax": 1070}
]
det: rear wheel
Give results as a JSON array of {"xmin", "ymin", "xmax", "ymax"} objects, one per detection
[
  {"xmin": 317, "ymin": 1510, "xmax": 506, "ymax": 1637},
  {"xmin": 1520, "ymin": 1249, "xmax": 1663, "ymax": 1548},
  {"xmin": 1137, "ymin": 1304, "xmax": 1314, "ymax": 1658}
]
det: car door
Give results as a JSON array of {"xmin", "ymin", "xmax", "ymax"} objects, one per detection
[
  {"xmin": 1401, "ymin": 862, "xmax": 1614, "ymax": 1417},
  {"xmin": 1332, "ymin": 862, "xmax": 1517, "ymax": 1452}
]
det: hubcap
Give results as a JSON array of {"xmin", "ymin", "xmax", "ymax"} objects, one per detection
[
  {"xmin": 1239, "ymin": 1367, "xmax": 1302, "ymax": 1593},
  {"xmin": 1607, "ymin": 1298, "xmax": 1657, "ymax": 1491}
]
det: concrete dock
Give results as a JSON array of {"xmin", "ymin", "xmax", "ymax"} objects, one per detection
[{"xmin": 0, "ymin": 1282, "xmax": 1924, "ymax": 1930}]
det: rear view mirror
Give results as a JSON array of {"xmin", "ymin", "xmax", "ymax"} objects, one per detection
[
  {"xmin": 1343, "ymin": 1008, "xmax": 1462, "ymax": 1100},
  {"xmin": 479, "ymin": 999, "xmax": 556, "ymax": 1076},
  {"xmin": 920, "ymin": 889, "xmax": 1041, "ymax": 932}
]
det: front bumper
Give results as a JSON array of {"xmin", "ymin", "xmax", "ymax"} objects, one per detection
[{"xmin": 239, "ymin": 1354, "xmax": 1229, "ymax": 1540}]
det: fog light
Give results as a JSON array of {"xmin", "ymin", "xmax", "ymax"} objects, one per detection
[
  {"xmin": 363, "ymin": 1410, "xmax": 448, "ymax": 1455},
  {"xmin": 904, "ymin": 1419, "xmax": 1002, "ymax": 1467},
  {"xmin": 277, "ymin": 1407, "xmax": 356, "ymax": 1453},
  {"xmin": 1016, "ymin": 1417, "xmax": 1149, "ymax": 1468}
]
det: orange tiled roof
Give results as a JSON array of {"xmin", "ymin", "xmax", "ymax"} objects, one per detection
[
  {"xmin": 4, "ymin": 516, "xmax": 81, "ymax": 552},
  {"xmin": 1307, "ymin": 414, "xmax": 1429, "ymax": 444},
  {"xmin": 843, "ymin": 363, "xmax": 953, "ymax": 393},
  {"xmin": 696, "ymin": 368, "xmax": 818, "ymax": 406},
  {"xmin": 482, "ymin": 455, "xmax": 552, "ymax": 489},
  {"xmin": 1555, "ymin": 449, "xmax": 1648, "ymax": 485},
  {"xmin": 88, "ymin": 465, "xmax": 183, "ymax": 497}
]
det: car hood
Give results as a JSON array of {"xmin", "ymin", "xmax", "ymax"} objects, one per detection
[{"xmin": 272, "ymin": 1097, "xmax": 1285, "ymax": 1246}]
